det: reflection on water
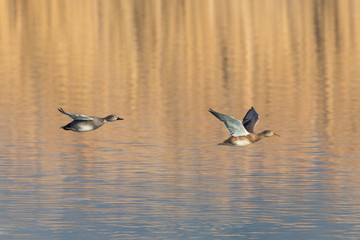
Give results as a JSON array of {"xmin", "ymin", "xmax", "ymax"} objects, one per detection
[{"xmin": 1, "ymin": 0, "xmax": 360, "ymax": 239}]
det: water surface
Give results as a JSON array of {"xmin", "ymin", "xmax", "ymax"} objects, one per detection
[{"xmin": 1, "ymin": 0, "xmax": 360, "ymax": 239}]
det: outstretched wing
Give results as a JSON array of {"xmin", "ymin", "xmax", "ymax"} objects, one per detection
[
  {"xmin": 58, "ymin": 108, "xmax": 94, "ymax": 121},
  {"xmin": 209, "ymin": 108, "xmax": 250, "ymax": 137},
  {"xmin": 242, "ymin": 107, "xmax": 259, "ymax": 133}
]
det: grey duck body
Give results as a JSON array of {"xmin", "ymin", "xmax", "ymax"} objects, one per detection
[{"xmin": 59, "ymin": 108, "xmax": 123, "ymax": 132}]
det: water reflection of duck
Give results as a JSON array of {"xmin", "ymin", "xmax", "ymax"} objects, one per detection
[
  {"xmin": 59, "ymin": 108, "xmax": 123, "ymax": 132},
  {"xmin": 209, "ymin": 107, "xmax": 279, "ymax": 146}
]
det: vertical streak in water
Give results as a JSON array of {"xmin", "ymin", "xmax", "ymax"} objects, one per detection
[
  {"xmin": 128, "ymin": 1, "xmax": 140, "ymax": 113},
  {"xmin": 221, "ymin": 46, "xmax": 229, "ymax": 89},
  {"xmin": 312, "ymin": 0, "xmax": 330, "ymax": 140},
  {"xmin": 241, "ymin": 0, "xmax": 254, "ymax": 107}
]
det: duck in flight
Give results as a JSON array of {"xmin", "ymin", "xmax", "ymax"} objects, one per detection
[
  {"xmin": 209, "ymin": 107, "xmax": 279, "ymax": 146},
  {"xmin": 59, "ymin": 108, "xmax": 123, "ymax": 132}
]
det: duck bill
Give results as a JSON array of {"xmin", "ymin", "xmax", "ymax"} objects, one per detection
[{"xmin": 273, "ymin": 133, "xmax": 280, "ymax": 137}]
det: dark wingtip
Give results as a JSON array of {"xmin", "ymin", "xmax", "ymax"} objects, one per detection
[
  {"xmin": 58, "ymin": 107, "xmax": 64, "ymax": 113},
  {"xmin": 117, "ymin": 117, "xmax": 124, "ymax": 120},
  {"xmin": 208, "ymin": 108, "xmax": 214, "ymax": 112},
  {"xmin": 250, "ymin": 106, "xmax": 257, "ymax": 113}
]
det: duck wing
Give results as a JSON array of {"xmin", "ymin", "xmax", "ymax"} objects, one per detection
[
  {"xmin": 209, "ymin": 108, "xmax": 249, "ymax": 137},
  {"xmin": 58, "ymin": 108, "xmax": 94, "ymax": 121},
  {"xmin": 242, "ymin": 107, "xmax": 259, "ymax": 133}
]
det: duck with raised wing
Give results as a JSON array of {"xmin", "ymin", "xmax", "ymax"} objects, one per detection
[
  {"xmin": 59, "ymin": 108, "xmax": 123, "ymax": 132},
  {"xmin": 208, "ymin": 107, "xmax": 279, "ymax": 146}
]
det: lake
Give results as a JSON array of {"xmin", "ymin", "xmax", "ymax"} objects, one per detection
[{"xmin": 1, "ymin": 0, "xmax": 360, "ymax": 239}]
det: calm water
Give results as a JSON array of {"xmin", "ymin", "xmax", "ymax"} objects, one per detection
[{"xmin": 1, "ymin": 0, "xmax": 360, "ymax": 239}]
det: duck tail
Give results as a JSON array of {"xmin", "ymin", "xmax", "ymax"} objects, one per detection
[{"xmin": 61, "ymin": 125, "xmax": 71, "ymax": 130}]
